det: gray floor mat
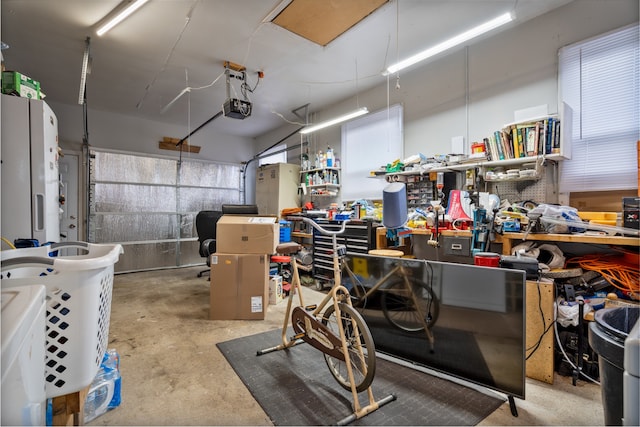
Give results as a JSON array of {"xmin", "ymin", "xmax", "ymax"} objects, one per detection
[{"xmin": 217, "ymin": 328, "xmax": 504, "ymax": 426}]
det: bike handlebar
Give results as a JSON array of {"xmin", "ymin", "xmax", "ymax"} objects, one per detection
[{"xmin": 287, "ymin": 216, "xmax": 348, "ymax": 236}]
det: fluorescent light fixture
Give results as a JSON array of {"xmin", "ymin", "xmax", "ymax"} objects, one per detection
[
  {"xmin": 96, "ymin": 0, "xmax": 150, "ymax": 36},
  {"xmin": 78, "ymin": 37, "xmax": 91, "ymax": 105},
  {"xmin": 262, "ymin": 0, "xmax": 293, "ymax": 23},
  {"xmin": 385, "ymin": 12, "xmax": 513, "ymax": 75},
  {"xmin": 300, "ymin": 107, "xmax": 369, "ymax": 134}
]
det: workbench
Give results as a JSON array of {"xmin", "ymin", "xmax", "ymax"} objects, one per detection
[
  {"xmin": 376, "ymin": 227, "xmax": 640, "ymax": 254},
  {"xmin": 375, "ymin": 227, "xmax": 638, "ymax": 384}
]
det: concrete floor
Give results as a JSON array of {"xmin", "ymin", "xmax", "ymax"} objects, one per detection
[{"xmin": 89, "ymin": 266, "xmax": 604, "ymax": 426}]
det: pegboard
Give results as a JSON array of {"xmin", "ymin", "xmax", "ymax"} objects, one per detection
[{"xmin": 485, "ymin": 161, "xmax": 559, "ymax": 206}]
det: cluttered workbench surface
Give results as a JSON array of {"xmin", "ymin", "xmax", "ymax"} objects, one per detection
[{"xmin": 376, "ymin": 228, "xmax": 640, "ymax": 254}]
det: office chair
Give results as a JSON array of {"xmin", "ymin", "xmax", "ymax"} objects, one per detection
[
  {"xmin": 195, "ymin": 210, "xmax": 224, "ymax": 278},
  {"xmin": 221, "ymin": 204, "xmax": 259, "ymax": 215}
]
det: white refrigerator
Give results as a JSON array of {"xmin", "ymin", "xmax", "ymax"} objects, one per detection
[{"xmin": 1, "ymin": 94, "xmax": 60, "ymax": 245}]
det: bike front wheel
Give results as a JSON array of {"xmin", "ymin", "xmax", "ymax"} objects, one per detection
[
  {"xmin": 381, "ymin": 277, "xmax": 440, "ymax": 332},
  {"xmin": 321, "ymin": 303, "xmax": 376, "ymax": 393}
]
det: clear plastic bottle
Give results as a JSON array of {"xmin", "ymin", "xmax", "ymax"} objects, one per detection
[
  {"xmin": 84, "ymin": 349, "xmax": 122, "ymax": 423},
  {"xmin": 326, "ymin": 146, "xmax": 334, "ymax": 167}
]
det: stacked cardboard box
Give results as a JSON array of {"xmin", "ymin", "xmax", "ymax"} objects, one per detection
[{"xmin": 209, "ymin": 215, "xmax": 278, "ymax": 320}]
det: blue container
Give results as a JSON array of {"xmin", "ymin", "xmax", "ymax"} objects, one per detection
[{"xmin": 279, "ymin": 220, "xmax": 292, "ymax": 243}]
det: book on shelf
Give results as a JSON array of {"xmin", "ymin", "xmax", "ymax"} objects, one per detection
[
  {"xmin": 482, "ymin": 137, "xmax": 492, "ymax": 161},
  {"xmin": 551, "ymin": 119, "xmax": 561, "ymax": 154},
  {"xmin": 501, "ymin": 129, "xmax": 513, "ymax": 159},
  {"xmin": 509, "ymin": 125, "xmax": 521, "ymax": 158},
  {"xmin": 491, "ymin": 132, "xmax": 505, "ymax": 160},
  {"xmin": 542, "ymin": 118, "xmax": 550, "ymax": 155},
  {"xmin": 483, "ymin": 115, "xmax": 561, "ymax": 161}
]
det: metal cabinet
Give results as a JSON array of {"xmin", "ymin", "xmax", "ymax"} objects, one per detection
[{"xmin": 312, "ymin": 219, "xmax": 379, "ymax": 287}]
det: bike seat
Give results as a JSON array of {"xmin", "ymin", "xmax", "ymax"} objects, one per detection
[{"xmin": 275, "ymin": 242, "xmax": 302, "ymax": 255}]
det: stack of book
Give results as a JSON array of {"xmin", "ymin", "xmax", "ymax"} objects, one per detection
[{"xmin": 483, "ymin": 116, "xmax": 561, "ymax": 161}]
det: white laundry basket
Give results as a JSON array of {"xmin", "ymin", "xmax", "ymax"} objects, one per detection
[{"xmin": 1, "ymin": 242, "xmax": 123, "ymax": 398}]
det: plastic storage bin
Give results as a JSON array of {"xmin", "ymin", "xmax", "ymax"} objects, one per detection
[
  {"xmin": 588, "ymin": 306, "xmax": 640, "ymax": 426},
  {"xmin": 1, "ymin": 242, "xmax": 123, "ymax": 398},
  {"xmin": 279, "ymin": 220, "xmax": 292, "ymax": 243}
]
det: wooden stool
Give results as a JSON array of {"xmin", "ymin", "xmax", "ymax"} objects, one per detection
[
  {"xmin": 271, "ymin": 255, "xmax": 293, "ymax": 294},
  {"xmin": 368, "ymin": 249, "xmax": 404, "ymax": 257},
  {"xmin": 272, "ymin": 243, "xmax": 302, "ymax": 294}
]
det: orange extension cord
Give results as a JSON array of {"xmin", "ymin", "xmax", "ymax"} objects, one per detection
[{"xmin": 566, "ymin": 248, "xmax": 640, "ymax": 297}]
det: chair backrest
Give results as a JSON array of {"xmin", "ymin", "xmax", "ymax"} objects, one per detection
[
  {"xmin": 221, "ymin": 204, "xmax": 259, "ymax": 215},
  {"xmin": 195, "ymin": 210, "xmax": 223, "ymax": 256}
]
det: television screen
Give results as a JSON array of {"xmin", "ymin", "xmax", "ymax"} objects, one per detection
[{"xmin": 342, "ymin": 254, "xmax": 525, "ymax": 398}]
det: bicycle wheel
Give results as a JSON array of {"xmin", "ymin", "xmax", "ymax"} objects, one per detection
[
  {"xmin": 321, "ymin": 303, "xmax": 376, "ymax": 393},
  {"xmin": 381, "ymin": 277, "xmax": 440, "ymax": 332}
]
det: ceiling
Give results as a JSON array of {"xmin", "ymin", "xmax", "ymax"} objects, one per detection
[{"xmin": 1, "ymin": 0, "xmax": 573, "ymax": 140}]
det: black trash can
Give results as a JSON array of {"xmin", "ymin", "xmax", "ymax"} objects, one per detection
[{"xmin": 588, "ymin": 306, "xmax": 640, "ymax": 426}]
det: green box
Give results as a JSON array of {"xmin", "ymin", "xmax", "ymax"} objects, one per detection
[{"xmin": 2, "ymin": 71, "xmax": 41, "ymax": 99}]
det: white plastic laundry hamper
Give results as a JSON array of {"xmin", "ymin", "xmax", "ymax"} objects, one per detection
[{"xmin": 1, "ymin": 242, "xmax": 123, "ymax": 398}]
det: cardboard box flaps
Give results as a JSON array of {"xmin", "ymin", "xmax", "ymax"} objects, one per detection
[
  {"xmin": 216, "ymin": 215, "xmax": 279, "ymax": 254},
  {"xmin": 209, "ymin": 253, "xmax": 269, "ymax": 320}
]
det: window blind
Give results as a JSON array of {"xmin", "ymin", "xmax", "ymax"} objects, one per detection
[
  {"xmin": 558, "ymin": 23, "xmax": 639, "ymax": 192},
  {"xmin": 341, "ymin": 104, "xmax": 403, "ymax": 201}
]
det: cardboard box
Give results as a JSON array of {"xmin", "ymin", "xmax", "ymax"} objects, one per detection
[
  {"xmin": 269, "ymin": 275, "xmax": 283, "ymax": 305},
  {"xmin": 209, "ymin": 253, "xmax": 268, "ymax": 320},
  {"xmin": 2, "ymin": 71, "xmax": 41, "ymax": 99},
  {"xmin": 209, "ymin": 253, "xmax": 269, "ymax": 320},
  {"xmin": 216, "ymin": 215, "xmax": 279, "ymax": 254}
]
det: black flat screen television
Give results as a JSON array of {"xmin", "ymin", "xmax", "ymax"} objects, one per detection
[{"xmin": 343, "ymin": 254, "xmax": 526, "ymax": 399}]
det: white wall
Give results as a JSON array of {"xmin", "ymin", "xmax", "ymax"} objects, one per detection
[
  {"xmin": 53, "ymin": 0, "xmax": 638, "ymax": 205},
  {"xmin": 52, "ymin": 102, "xmax": 255, "ymax": 163},
  {"xmin": 256, "ymin": 0, "xmax": 638, "ymax": 172}
]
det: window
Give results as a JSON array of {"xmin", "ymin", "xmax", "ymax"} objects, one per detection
[
  {"xmin": 559, "ymin": 23, "xmax": 639, "ymax": 192},
  {"xmin": 258, "ymin": 144, "xmax": 287, "ymax": 166},
  {"xmin": 89, "ymin": 149, "xmax": 243, "ymax": 271},
  {"xmin": 341, "ymin": 104, "xmax": 403, "ymax": 201}
]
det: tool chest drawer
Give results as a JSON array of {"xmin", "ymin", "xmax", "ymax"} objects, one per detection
[{"xmin": 311, "ymin": 219, "xmax": 379, "ymax": 284}]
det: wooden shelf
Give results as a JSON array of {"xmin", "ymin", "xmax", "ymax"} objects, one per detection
[{"xmin": 499, "ymin": 232, "xmax": 640, "ymax": 254}]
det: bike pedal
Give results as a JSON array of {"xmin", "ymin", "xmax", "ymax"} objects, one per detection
[
  {"xmin": 291, "ymin": 332, "xmax": 306, "ymax": 340},
  {"xmin": 304, "ymin": 304, "xmax": 317, "ymax": 311}
]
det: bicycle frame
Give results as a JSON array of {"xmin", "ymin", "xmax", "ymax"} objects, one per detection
[
  {"xmin": 257, "ymin": 217, "xmax": 396, "ymax": 425},
  {"xmin": 342, "ymin": 255, "xmax": 436, "ymax": 350}
]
